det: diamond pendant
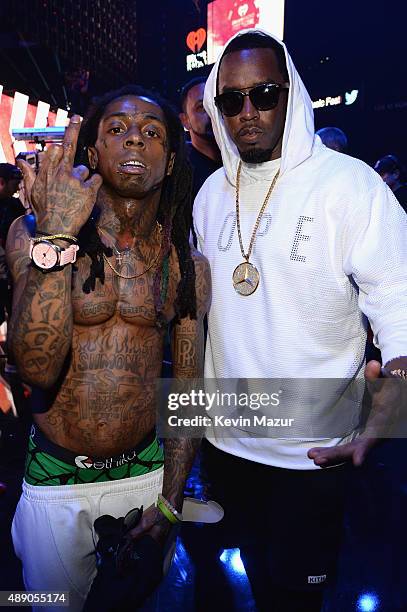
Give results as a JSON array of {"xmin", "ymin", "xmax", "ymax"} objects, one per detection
[{"xmin": 232, "ymin": 261, "xmax": 260, "ymax": 296}]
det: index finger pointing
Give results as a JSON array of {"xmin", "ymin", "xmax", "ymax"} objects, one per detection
[{"xmin": 60, "ymin": 115, "xmax": 82, "ymax": 170}]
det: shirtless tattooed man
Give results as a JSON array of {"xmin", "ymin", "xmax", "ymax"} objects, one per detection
[{"xmin": 6, "ymin": 85, "xmax": 210, "ymax": 611}]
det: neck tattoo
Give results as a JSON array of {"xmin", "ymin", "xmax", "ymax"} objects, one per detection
[
  {"xmin": 97, "ymin": 222, "xmax": 163, "ymax": 279},
  {"xmin": 97, "ymin": 226, "xmax": 135, "ymax": 265}
]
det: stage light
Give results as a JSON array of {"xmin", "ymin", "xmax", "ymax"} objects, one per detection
[
  {"xmin": 173, "ymin": 541, "xmax": 190, "ymax": 583},
  {"xmin": 219, "ymin": 548, "xmax": 245, "ymax": 575},
  {"xmin": 357, "ymin": 592, "xmax": 380, "ymax": 611}
]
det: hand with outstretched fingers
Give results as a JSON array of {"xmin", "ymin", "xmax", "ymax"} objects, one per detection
[{"xmin": 17, "ymin": 116, "xmax": 102, "ymax": 236}]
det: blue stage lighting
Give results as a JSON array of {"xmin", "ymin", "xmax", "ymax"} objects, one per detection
[
  {"xmin": 219, "ymin": 548, "xmax": 245, "ymax": 575},
  {"xmin": 357, "ymin": 592, "xmax": 380, "ymax": 611}
]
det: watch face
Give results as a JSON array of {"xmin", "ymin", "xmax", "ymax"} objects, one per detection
[{"xmin": 32, "ymin": 242, "xmax": 59, "ymax": 269}]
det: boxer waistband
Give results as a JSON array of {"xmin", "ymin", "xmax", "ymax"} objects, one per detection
[{"xmin": 25, "ymin": 425, "xmax": 164, "ymax": 486}]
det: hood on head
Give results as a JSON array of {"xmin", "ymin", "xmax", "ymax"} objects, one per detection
[{"xmin": 203, "ymin": 28, "xmax": 315, "ymax": 185}]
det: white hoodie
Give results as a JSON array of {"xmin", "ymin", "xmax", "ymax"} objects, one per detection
[{"xmin": 193, "ymin": 29, "xmax": 407, "ymax": 469}]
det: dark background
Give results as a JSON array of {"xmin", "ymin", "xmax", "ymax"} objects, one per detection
[{"xmin": 0, "ymin": 0, "xmax": 406, "ymax": 166}]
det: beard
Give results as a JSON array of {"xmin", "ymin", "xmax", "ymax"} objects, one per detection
[
  {"xmin": 239, "ymin": 147, "xmax": 274, "ymax": 164},
  {"xmin": 191, "ymin": 124, "xmax": 216, "ymax": 144}
]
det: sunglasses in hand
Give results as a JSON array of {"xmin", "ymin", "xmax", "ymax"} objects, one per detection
[{"xmin": 215, "ymin": 82, "xmax": 290, "ymax": 117}]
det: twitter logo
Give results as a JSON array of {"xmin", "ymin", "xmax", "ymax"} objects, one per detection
[{"xmin": 345, "ymin": 90, "xmax": 359, "ymax": 105}]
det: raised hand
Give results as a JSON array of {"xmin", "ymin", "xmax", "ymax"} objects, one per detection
[
  {"xmin": 17, "ymin": 160, "xmax": 36, "ymax": 211},
  {"xmin": 18, "ymin": 116, "xmax": 102, "ymax": 236}
]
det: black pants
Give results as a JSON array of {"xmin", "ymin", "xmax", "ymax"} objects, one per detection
[{"xmin": 199, "ymin": 440, "xmax": 348, "ymax": 612}]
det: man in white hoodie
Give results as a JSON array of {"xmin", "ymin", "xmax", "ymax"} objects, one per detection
[{"xmin": 193, "ymin": 30, "xmax": 407, "ymax": 611}]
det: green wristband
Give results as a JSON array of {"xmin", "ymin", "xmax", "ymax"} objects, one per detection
[{"xmin": 157, "ymin": 495, "xmax": 182, "ymax": 524}]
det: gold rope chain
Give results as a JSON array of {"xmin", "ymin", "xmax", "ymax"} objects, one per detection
[
  {"xmin": 99, "ymin": 222, "xmax": 163, "ymax": 280},
  {"xmin": 235, "ymin": 160, "xmax": 280, "ymax": 262}
]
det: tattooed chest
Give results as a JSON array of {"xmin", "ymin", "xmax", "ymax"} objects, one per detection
[
  {"xmin": 36, "ymin": 323, "xmax": 164, "ymax": 453},
  {"xmin": 36, "ymin": 372, "xmax": 157, "ymax": 454},
  {"xmin": 71, "ymin": 323, "xmax": 164, "ymax": 378},
  {"xmin": 72, "ymin": 263, "xmax": 160, "ymax": 326}
]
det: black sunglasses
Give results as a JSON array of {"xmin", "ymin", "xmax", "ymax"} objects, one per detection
[{"xmin": 214, "ymin": 82, "xmax": 289, "ymax": 117}]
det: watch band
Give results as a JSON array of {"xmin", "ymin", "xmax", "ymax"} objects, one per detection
[
  {"xmin": 29, "ymin": 239, "xmax": 79, "ymax": 271},
  {"xmin": 59, "ymin": 244, "xmax": 79, "ymax": 266}
]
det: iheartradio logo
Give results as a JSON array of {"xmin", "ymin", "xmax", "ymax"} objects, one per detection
[
  {"xmin": 238, "ymin": 3, "xmax": 249, "ymax": 17},
  {"xmin": 186, "ymin": 28, "xmax": 207, "ymax": 53}
]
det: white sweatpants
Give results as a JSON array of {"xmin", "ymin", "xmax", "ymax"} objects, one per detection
[{"xmin": 12, "ymin": 467, "xmax": 164, "ymax": 612}]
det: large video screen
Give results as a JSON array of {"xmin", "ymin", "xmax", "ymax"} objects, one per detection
[{"xmin": 207, "ymin": 0, "xmax": 285, "ymax": 65}]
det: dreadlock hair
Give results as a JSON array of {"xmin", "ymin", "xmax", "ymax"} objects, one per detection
[{"xmin": 74, "ymin": 84, "xmax": 196, "ymax": 327}]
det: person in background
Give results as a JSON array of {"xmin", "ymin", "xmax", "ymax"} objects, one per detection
[
  {"xmin": 0, "ymin": 163, "xmax": 25, "ymax": 323},
  {"xmin": 179, "ymin": 76, "xmax": 221, "ymax": 201},
  {"xmin": 374, "ymin": 154, "xmax": 407, "ymax": 212},
  {"xmin": 0, "ymin": 163, "xmax": 27, "ymax": 417},
  {"xmin": 0, "ymin": 164, "xmax": 25, "ymax": 245},
  {"xmin": 316, "ymin": 126, "xmax": 348, "ymax": 153}
]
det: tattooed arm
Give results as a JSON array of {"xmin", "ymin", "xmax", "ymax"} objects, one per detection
[
  {"xmin": 6, "ymin": 116, "xmax": 102, "ymax": 389},
  {"xmin": 130, "ymin": 250, "xmax": 211, "ymax": 543},
  {"xmin": 162, "ymin": 250, "xmax": 211, "ymax": 511},
  {"xmin": 6, "ymin": 218, "xmax": 74, "ymax": 388}
]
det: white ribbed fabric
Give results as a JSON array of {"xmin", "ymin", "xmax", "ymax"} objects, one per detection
[{"xmin": 193, "ymin": 28, "xmax": 407, "ymax": 469}]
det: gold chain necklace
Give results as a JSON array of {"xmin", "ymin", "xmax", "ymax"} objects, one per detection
[
  {"xmin": 233, "ymin": 161, "xmax": 280, "ymax": 296},
  {"xmin": 98, "ymin": 222, "xmax": 163, "ymax": 280},
  {"xmin": 98, "ymin": 226, "xmax": 134, "ymax": 266}
]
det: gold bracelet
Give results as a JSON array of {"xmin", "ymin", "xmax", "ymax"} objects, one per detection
[{"xmin": 33, "ymin": 233, "xmax": 78, "ymax": 244}]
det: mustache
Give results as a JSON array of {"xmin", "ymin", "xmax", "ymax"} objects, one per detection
[{"xmin": 238, "ymin": 126, "xmax": 263, "ymax": 137}]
